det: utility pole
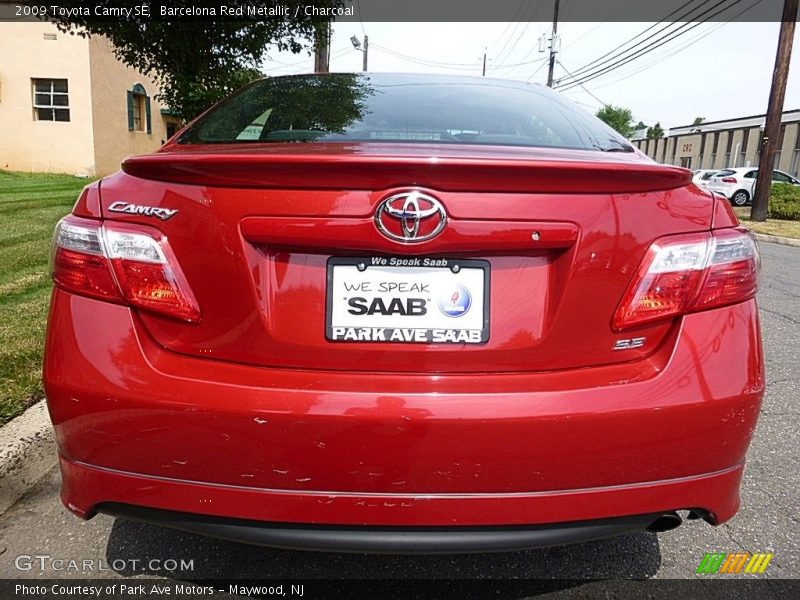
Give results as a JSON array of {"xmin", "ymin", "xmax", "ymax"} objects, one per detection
[
  {"xmin": 751, "ymin": 0, "xmax": 797, "ymax": 222},
  {"xmin": 482, "ymin": 47, "xmax": 487, "ymax": 76},
  {"xmin": 546, "ymin": 0, "xmax": 560, "ymax": 87},
  {"xmin": 314, "ymin": 22, "xmax": 331, "ymax": 73},
  {"xmin": 351, "ymin": 35, "xmax": 369, "ymax": 71}
]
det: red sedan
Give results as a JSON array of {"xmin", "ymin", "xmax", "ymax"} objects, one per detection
[{"xmin": 44, "ymin": 73, "xmax": 763, "ymax": 553}]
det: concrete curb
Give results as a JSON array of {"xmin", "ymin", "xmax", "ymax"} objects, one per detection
[
  {"xmin": 752, "ymin": 232, "xmax": 800, "ymax": 248},
  {"xmin": 0, "ymin": 400, "xmax": 56, "ymax": 515}
]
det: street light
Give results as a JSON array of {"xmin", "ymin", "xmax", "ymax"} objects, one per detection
[{"xmin": 351, "ymin": 35, "xmax": 368, "ymax": 72}]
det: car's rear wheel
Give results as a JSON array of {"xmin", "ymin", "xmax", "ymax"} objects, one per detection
[{"xmin": 731, "ymin": 190, "xmax": 750, "ymax": 206}]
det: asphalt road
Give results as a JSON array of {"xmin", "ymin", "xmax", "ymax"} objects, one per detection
[{"xmin": 0, "ymin": 242, "xmax": 797, "ymax": 595}]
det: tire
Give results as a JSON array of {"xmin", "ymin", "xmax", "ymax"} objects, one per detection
[{"xmin": 731, "ymin": 190, "xmax": 750, "ymax": 206}]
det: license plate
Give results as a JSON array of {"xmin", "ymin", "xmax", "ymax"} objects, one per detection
[{"xmin": 326, "ymin": 257, "xmax": 490, "ymax": 344}]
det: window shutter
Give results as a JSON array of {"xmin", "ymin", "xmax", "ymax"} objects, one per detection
[
  {"xmin": 145, "ymin": 95, "xmax": 152, "ymax": 134},
  {"xmin": 127, "ymin": 91, "xmax": 134, "ymax": 131}
]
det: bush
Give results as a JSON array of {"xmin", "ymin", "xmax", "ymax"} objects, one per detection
[{"xmin": 768, "ymin": 183, "xmax": 800, "ymax": 221}]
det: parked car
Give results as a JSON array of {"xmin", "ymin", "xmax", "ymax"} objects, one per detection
[
  {"xmin": 707, "ymin": 167, "xmax": 800, "ymax": 205},
  {"xmin": 691, "ymin": 169, "xmax": 719, "ymax": 188},
  {"xmin": 44, "ymin": 73, "xmax": 763, "ymax": 553}
]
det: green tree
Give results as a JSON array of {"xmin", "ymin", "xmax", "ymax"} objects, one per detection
[
  {"xmin": 184, "ymin": 74, "xmax": 375, "ymax": 142},
  {"xmin": 52, "ymin": 0, "xmax": 343, "ymax": 120},
  {"xmin": 596, "ymin": 105, "xmax": 635, "ymax": 138},
  {"xmin": 646, "ymin": 122, "xmax": 665, "ymax": 139}
]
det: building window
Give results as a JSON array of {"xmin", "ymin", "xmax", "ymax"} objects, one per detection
[
  {"xmin": 774, "ymin": 124, "xmax": 787, "ymax": 169},
  {"xmin": 710, "ymin": 132, "xmax": 719, "ymax": 168},
  {"xmin": 680, "ymin": 156, "xmax": 692, "ymax": 169},
  {"xmin": 698, "ymin": 133, "xmax": 706, "ymax": 168},
  {"xmin": 738, "ymin": 128, "xmax": 750, "ymax": 167},
  {"xmin": 32, "ymin": 78, "xmax": 70, "ymax": 122},
  {"xmin": 724, "ymin": 131, "xmax": 733, "ymax": 167},
  {"xmin": 132, "ymin": 93, "xmax": 144, "ymax": 131},
  {"xmin": 127, "ymin": 83, "xmax": 151, "ymax": 133},
  {"xmin": 791, "ymin": 126, "xmax": 800, "ymax": 177}
]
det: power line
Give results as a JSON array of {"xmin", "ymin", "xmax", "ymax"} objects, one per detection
[
  {"xmin": 370, "ymin": 44, "xmax": 481, "ymax": 71},
  {"xmin": 493, "ymin": 22, "xmax": 529, "ymax": 66},
  {"xmin": 557, "ymin": 0, "xmax": 746, "ymax": 90},
  {"xmin": 556, "ymin": 0, "xmax": 752, "ymax": 91},
  {"xmin": 561, "ymin": 0, "xmax": 639, "ymax": 52},
  {"xmin": 526, "ymin": 58, "xmax": 550, "ymax": 82},
  {"xmin": 555, "ymin": 59, "xmax": 608, "ymax": 106},
  {"xmin": 485, "ymin": 1, "xmax": 528, "ymax": 53},
  {"xmin": 588, "ymin": 0, "xmax": 764, "ymax": 91},
  {"xmin": 266, "ymin": 46, "xmax": 349, "ymax": 69},
  {"xmin": 370, "ymin": 42, "xmax": 549, "ymax": 73},
  {"xmin": 492, "ymin": 2, "xmax": 543, "ymax": 66},
  {"xmin": 355, "ymin": 0, "xmax": 367, "ymax": 38},
  {"xmin": 266, "ymin": 47, "xmax": 351, "ymax": 75},
  {"xmin": 557, "ymin": 0, "xmax": 711, "ymax": 83},
  {"xmin": 488, "ymin": 56, "xmax": 549, "ymax": 75},
  {"xmin": 588, "ymin": 24, "xmax": 717, "ymax": 89}
]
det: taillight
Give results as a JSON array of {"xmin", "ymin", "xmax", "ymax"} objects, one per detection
[
  {"xmin": 52, "ymin": 218, "xmax": 123, "ymax": 303},
  {"xmin": 613, "ymin": 228, "xmax": 758, "ymax": 330},
  {"xmin": 721, "ymin": 177, "xmax": 737, "ymax": 183},
  {"xmin": 51, "ymin": 216, "xmax": 200, "ymax": 322}
]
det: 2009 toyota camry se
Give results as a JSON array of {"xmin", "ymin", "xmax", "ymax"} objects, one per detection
[{"xmin": 44, "ymin": 73, "xmax": 763, "ymax": 553}]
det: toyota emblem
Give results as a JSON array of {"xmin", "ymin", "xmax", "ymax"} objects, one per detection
[{"xmin": 374, "ymin": 191, "xmax": 447, "ymax": 243}]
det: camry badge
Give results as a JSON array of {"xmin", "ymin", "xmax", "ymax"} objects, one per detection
[
  {"xmin": 108, "ymin": 201, "xmax": 178, "ymax": 221},
  {"xmin": 374, "ymin": 191, "xmax": 446, "ymax": 243}
]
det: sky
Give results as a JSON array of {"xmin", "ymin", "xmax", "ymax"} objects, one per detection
[{"xmin": 258, "ymin": 21, "xmax": 800, "ymax": 132}]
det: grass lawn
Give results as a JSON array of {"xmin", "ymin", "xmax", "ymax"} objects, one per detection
[
  {"xmin": 0, "ymin": 170, "xmax": 89, "ymax": 424},
  {"xmin": 734, "ymin": 207, "xmax": 800, "ymax": 239}
]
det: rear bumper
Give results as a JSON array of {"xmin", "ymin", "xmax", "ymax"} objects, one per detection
[
  {"xmin": 62, "ymin": 455, "xmax": 741, "ymax": 552},
  {"xmin": 45, "ymin": 290, "xmax": 764, "ymax": 534},
  {"xmin": 94, "ymin": 501, "xmax": 672, "ymax": 554}
]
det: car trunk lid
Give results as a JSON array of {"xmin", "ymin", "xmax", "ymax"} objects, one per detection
[{"xmin": 99, "ymin": 144, "xmax": 710, "ymax": 374}]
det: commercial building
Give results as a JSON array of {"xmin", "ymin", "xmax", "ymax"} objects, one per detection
[
  {"xmin": 631, "ymin": 109, "xmax": 800, "ymax": 176},
  {"xmin": 0, "ymin": 22, "xmax": 180, "ymax": 177}
]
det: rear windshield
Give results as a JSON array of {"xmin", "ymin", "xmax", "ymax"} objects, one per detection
[
  {"xmin": 715, "ymin": 170, "xmax": 736, "ymax": 177},
  {"xmin": 177, "ymin": 73, "xmax": 633, "ymax": 152}
]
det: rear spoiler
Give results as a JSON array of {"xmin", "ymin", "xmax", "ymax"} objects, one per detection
[{"xmin": 122, "ymin": 153, "xmax": 692, "ymax": 193}]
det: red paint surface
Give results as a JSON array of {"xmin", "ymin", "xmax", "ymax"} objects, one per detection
[{"xmin": 45, "ymin": 142, "xmax": 763, "ymax": 530}]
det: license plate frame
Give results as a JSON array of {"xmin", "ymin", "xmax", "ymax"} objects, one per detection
[{"xmin": 325, "ymin": 256, "xmax": 490, "ymax": 344}]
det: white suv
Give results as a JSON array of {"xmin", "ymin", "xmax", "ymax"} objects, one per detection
[{"xmin": 707, "ymin": 167, "xmax": 800, "ymax": 206}]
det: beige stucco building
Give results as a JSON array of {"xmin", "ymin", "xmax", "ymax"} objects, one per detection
[
  {"xmin": 0, "ymin": 22, "xmax": 180, "ymax": 177},
  {"xmin": 632, "ymin": 110, "xmax": 800, "ymax": 176}
]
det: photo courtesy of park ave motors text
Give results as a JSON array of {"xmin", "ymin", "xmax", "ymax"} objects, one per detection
[{"xmin": 0, "ymin": 0, "xmax": 799, "ymax": 596}]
